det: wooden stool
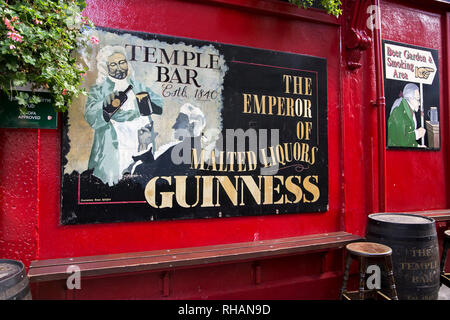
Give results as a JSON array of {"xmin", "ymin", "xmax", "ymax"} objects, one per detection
[
  {"xmin": 340, "ymin": 242, "xmax": 398, "ymax": 300},
  {"xmin": 441, "ymin": 230, "xmax": 450, "ymax": 287}
]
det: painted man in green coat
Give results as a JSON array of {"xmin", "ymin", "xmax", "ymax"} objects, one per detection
[
  {"xmin": 84, "ymin": 45, "xmax": 163, "ymax": 186},
  {"xmin": 387, "ymin": 83, "xmax": 426, "ymax": 148}
]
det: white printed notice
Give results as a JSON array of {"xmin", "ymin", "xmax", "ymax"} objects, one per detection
[{"xmin": 384, "ymin": 43, "xmax": 436, "ymax": 85}]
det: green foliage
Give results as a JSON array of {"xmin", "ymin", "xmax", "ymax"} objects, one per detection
[
  {"xmin": 0, "ymin": 0, "xmax": 339, "ymax": 113},
  {"xmin": 0, "ymin": 0, "xmax": 95, "ymax": 112},
  {"xmin": 288, "ymin": 0, "xmax": 342, "ymax": 17}
]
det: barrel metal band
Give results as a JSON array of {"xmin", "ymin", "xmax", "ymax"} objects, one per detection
[{"xmin": 0, "ymin": 276, "xmax": 29, "ymax": 300}]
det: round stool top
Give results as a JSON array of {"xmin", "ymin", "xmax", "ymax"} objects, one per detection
[
  {"xmin": 445, "ymin": 230, "xmax": 450, "ymax": 238},
  {"xmin": 346, "ymin": 242, "xmax": 392, "ymax": 257}
]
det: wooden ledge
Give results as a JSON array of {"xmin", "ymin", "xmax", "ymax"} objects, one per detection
[
  {"xmin": 28, "ymin": 232, "xmax": 362, "ymax": 283},
  {"xmin": 392, "ymin": 209, "xmax": 450, "ymax": 222}
]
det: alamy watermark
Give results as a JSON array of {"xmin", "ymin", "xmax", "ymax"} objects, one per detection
[
  {"xmin": 366, "ymin": 5, "xmax": 381, "ymax": 31},
  {"xmin": 168, "ymin": 127, "xmax": 318, "ymax": 176},
  {"xmin": 66, "ymin": 265, "xmax": 81, "ymax": 290},
  {"xmin": 170, "ymin": 128, "xmax": 283, "ymax": 175},
  {"xmin": 65, "ymin": 264, "xmax": 381, "ymax": 291},
  {"xmin": 366, "ymin": 264, "xmax": 381, "ymax": 290}
]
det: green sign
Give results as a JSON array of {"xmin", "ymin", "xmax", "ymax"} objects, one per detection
[{"xmin": 0, "ymin": 92, "xmax": 57, "ymax": 129}]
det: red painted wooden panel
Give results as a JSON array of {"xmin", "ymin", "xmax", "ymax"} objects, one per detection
[
  {"xmin": 382, "ymin": 1, "xmax": 448, "ymax": 211},
  {"xmin": 36, "ymin": 0, "xmax": 343, "ymax": 260},
  {"xmin": 0, "ymin": 0, "xmax": 448, "ymax": 300},
  {"xmin": 0, "ymin": 129, "xmax": 38, "ymax": 269}
]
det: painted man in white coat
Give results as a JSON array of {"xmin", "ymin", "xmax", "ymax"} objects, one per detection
[{"xmin": 84, "ymin": 45, "xmax": 163, "ymax": 186}]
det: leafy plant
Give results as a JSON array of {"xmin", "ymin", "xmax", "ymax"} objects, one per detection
[
  {"xmin": 288, "ymin": 0, "xmax": 342, "ymax": 17},
  {"xmin": 0, "ymin": 0, "xmax": 96, "ymax": 112}
]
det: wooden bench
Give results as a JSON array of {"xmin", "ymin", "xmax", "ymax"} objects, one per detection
[
  {"xmin": 400, "ymin": 209, "xmax": 450, "ymax": 222},
  {"xmin": 28, "ymin": 231, "xmax": 362, "ymax": 283}
]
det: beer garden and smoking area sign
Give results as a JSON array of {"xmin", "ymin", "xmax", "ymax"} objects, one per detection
[
  {"xmin": 61, "ymin": 27, "xmax": 328, "ymax": 224},
  {"xmin": 383, "ymin": 40, "xmax": 440, "ymax": 150}
]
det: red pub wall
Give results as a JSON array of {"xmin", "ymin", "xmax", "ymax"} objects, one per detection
[
  {"xmin": 382, "ymin": 1, "xmax": 448, "ymax": 211},
  {"xmin": 0, "ymin": 0, "xmax": 449, "ymax": 299},
  {"xmin": 39, "ymin": 0, "xmax": 343, "ymax": 259}
]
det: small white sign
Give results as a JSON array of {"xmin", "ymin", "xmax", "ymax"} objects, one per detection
[{"xmin": 385, "ymin": 43, "xmax": 436, "ymax": 85}]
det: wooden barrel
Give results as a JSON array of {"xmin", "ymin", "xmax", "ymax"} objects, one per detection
[
  {"xmin": 0, "ymin": 259, "xmax": 31, "ymax": 300},
  {"xmin": 366, "ymin": 213, "xmax": 440, "ymax": 300}
]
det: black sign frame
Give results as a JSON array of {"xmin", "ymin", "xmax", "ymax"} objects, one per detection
[{"xmin": 61, "ymin": 27, "xmax": 328, "ymax": 225}]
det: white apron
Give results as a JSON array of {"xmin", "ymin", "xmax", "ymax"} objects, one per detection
[{"xmin": 110, "ymin": 78, "xmax": 151, "ymax": 175}]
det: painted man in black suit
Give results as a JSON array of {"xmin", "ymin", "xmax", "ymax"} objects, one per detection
[{"xmin": 131, "ymin": 103, "xmax": 206, "ymax": 182}]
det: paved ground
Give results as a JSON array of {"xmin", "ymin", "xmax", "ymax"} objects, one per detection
[{"xmin": 438, "ymin": 283, "xmax": 450, "ymax": 300}]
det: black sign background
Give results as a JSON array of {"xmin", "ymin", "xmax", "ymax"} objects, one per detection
[{"xmin": 61, "ymin": 27, "xmax": 328, "ymax": 225}]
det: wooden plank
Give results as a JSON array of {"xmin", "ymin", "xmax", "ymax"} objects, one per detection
[
  {"xmin": 391, "ymin": 210, "xmax": 450, "ymax": 222},
  {"xmin": 29, "ymin": 232, "xmax": 362, "ymax": 282},
  {"xmin": 29, "ymin": 234, "xmax": 360, "ymax": 281},
  {"xmin": 30, "ymin": 232, "xmax": 352, "ymax": 268}
]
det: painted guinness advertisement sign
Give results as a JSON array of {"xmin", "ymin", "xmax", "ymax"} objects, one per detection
[{"xmin": 61, "ymin": 27, "xmax": 328, "ymax": 224}]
